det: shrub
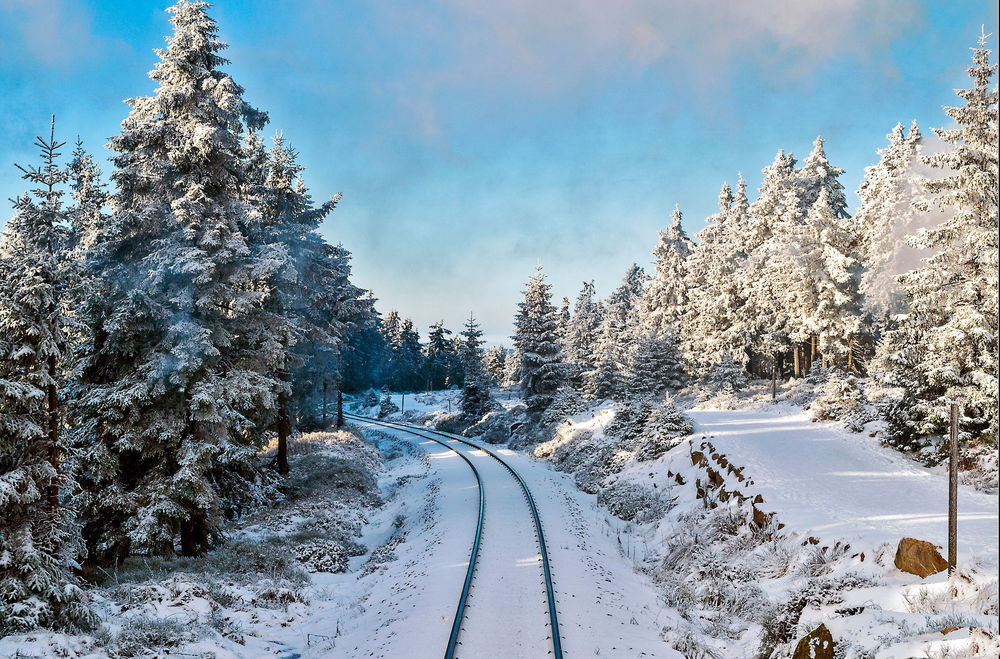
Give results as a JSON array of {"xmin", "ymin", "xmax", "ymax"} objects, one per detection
[
  {"xmin": 597, "ymin": 480, "xmax": 672, "ymax": 523},
  {"xmin": 634, "ymin": 394, "xmax": 694, "ymax": 461},
  {"xmin": 809, "ymin": 370, "xmax": 869, "ymax": 431}
]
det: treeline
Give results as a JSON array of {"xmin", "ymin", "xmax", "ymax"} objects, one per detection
[
  {"xmin": 0, "ymin": 1, "xmax": 374, "ymax": 633},
  {"xmin": 508, "ymin": 35, "xmax": 997, "ymax": 455}
]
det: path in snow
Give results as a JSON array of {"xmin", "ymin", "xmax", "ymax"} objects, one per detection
[{"xmin": 689, "ymin": 407, "xmax": 1000, "ymax": 566}]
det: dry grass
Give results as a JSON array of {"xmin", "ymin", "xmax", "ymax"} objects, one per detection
[{"xmin": 259, "ymin": 428, "xmax": 364, "ymax": 458}]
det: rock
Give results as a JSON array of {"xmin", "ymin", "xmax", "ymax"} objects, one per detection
[
  {"xmin": 894, "ymin": 537, "xmax": 949, "ymax": 578},
  {"xmin": 939, "ymin": 626, "xmax": 961, "ymax": 635},
  {"xmin": 792, "ymin": 624, "xmax": 836, "ymax": 659}
]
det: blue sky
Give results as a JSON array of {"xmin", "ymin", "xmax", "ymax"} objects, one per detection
[{"xmin": 1, "ymin": 0, "xmax": 997, "ymax": 345}]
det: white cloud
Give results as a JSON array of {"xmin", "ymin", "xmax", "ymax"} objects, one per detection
[{"xmin": 0, "ymin": 0, "xmax": 101, "ymax": 69}]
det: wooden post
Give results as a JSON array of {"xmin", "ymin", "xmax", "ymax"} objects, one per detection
[
  {"xmin": 336, "ymin": 387, "xmax": 344, "ymax": 428},
  {"xmin": 948, "ymin": 402, "xmax": 959, "ymax": 573},
  {"xmin": 771, "ymin": 359, "xmax": 777, "ymax": 400},
  {"xmin": 401, "ymin": 393, "xmax": 405, "ymax": 414}
]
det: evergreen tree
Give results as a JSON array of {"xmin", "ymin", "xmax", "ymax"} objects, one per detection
[
  {"xmin": 483, "ymin": 345, "xmax": 507, "ymax": 387},
  {"xmin": 458, "ymin": 314, "xmax": 494, "ymax": 420},
  {"xmin": 587, "ymin": 265, "xmax": 646, "ymax": 398},
  {"xmin": 856, "ymin": 121, "xmax": 925, "ymax": 319},
  {"xmin": 788, "ymin": 188, "xmax": 864, "ymax": 369},
  {"xmin": 0, "ymin": 120, "xmax": 95, "ymax": 633},
  {"xmin": 564, "ymin": 280, "xmax": 603, "ymax": 376},
  {"xmin": 640, "ymin": 206, "xmax": 694, "ymax": 337},
  {"xmin": 683, "ymin": 178, "xmax": 751, "ymax": 374},
  {"xmin": 65, "ymin": 140, "xmax": 108, "ymax": 253},
  {"xmin": 796, "ymin": 136, "xmax": 849, "ymax": 218},
  {"xmin": 72, "ymin": 0, "xmax": 275, "ymax": 560},
  {"xmin": 876, "ymin": 33, "xmax": 999, "ymax": 445},
  {"xmin": 425, "ymin": 321, "xmax": 455, "ymax": 390},
  {"xmin": 512, "ymin": 267, "xmax": 566, "ymax": 414}
]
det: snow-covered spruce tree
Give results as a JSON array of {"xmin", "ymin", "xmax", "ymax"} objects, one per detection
[
  {"xmin": 458, "ymin": 314, "xmax": 495, "ymax": 420},
  {"xmin": 640, "ymin": 206, "xmax": 694, "ymax": 337},
  {"xmin": 586, "ymin": 264, "xmax": 646, "ymax": 399},
  {"xmin": 787, "ymin": 188, "xmax": 863, "ymax": 370},
  {"xmin": 72, "ymin": 1, "xmax": 277, "ymax": 561},
  {"xmin": 342, "ymin": 293, "xmax": 391, "ymax": 393},
  {"xmin": 65, "ymin": 140, "xmax": 108, "ymax": 253},
  {"xmin": 502, "ymin": 345, "xmax": 522, "ymax": 388},
  {"xmin": 795, "ymin": 136, "xmax": 849, "ymax": 218},
  {"xmin": 564, "ymin": 280, "xmax": 603, "ymax": 382},
  {"xmin": 631, "ymin": 206, "xmax": 691, "ymax": 394},
  {"xmin": 483, "ymin": 344, "xmax": 507, "ymax": 387},
  {"xmin": 247, "ymin": 133, "xmax": 370, "ymax": 440},
  {"xmin": 682, "ymin": 178, "xmax": 750, "ymax": 375},
  {"xmin": 425, "ymin": 321, "xmax": 456, "ymax": 390},
  {"xmin": 875, "ymin": 33, "xmax": 999, "ymax": 446},
  {"xmin": 856, "ymin": 121, "xmax": 925, "ymax": 320},
  {"xmin": 513, "ymin": 267, "xmax": 566, "ymax": 414},
  {"xmin": 0, "ymin": 121, "xmax": 95, "ymax": 633}
]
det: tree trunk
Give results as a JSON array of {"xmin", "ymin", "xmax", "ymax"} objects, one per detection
[
  {"xmin": 322, "ymin": 378, "xmax": 328, "ymax": 425},
  {"xmin": 47, "ymin": 355, "xmax": 59, "ymax": 511},
  {"xmin": 336, "ymin": 387, "xmax": 344, "ymax": 428},
  {"xmin": 276, "ymin": 391, "xmax": 291, "ymax": 476},
  {"xmin": 810, "ymin": 336, "xmax": 817, "ymax": 366},
  {"xmin": 847, "ymin": 338, "xmax": 854, "ymax": 372},
  {"xmin": 793, "ymin": 345, "xmax": 801, "ymax": 378},
  {"xmin": 179, "ymin": 516, "xmax": 208, "ymax": 557}
]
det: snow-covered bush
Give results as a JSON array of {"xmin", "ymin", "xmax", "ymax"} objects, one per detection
[
  {"xmin": 539, "ymin": 387, "xmax": 590, "ymax": 427},
  {"xmin": 877, "ymin": 393, "xmax": 928, "ymax": 453},
  {"xmin": 704, "ymin": 356, "xmax": 749, "ymax": 394},
  {"xmin": 96, "ymin": 616, "xmax": 196, "ymax": 657},
  {"xmin": 808, "ymin": 370, "xmax": 870, "ymax": 431},
  {"xmin": 294, "ymin": 540, "xmax": 350, "ymax": 573},
  {"xmin": 605, "ymin": 397, "xmax": 655, "ymax": 448},
  {"xmin": 465, "ymin": 406, "xmax": 524, "ymax": 443},
  {"xmin": 354, "ymin": 389, "xmax": 379, "ymax": 411},
  {"xmin": 634, "ymin": 394, "xmax": 694, "ymax": 461},
  {"xmin": 284, "ymin": 454, "xmax": 378, "ymax": 502},
  {"xmin": 596, "ymin": 481, "xmax": 673, "ymax": 523},
  {"xmin": 377, "ymin": 392, "xmax": 400, "ymax": 418}
]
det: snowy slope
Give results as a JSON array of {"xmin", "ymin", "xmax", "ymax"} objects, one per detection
[{"xmin": 690, "ymin": 406, "xmax": 999, "ymax": 567}]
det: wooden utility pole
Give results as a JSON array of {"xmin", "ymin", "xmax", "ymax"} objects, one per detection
[{"xmin": 948, "ymin": 402, "xmax": 959, "ymax": 573}]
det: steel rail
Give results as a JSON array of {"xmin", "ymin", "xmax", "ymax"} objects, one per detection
[
  {"xmin": 346, "ymin": 415, "xmax": 484, "ymax": 659},
  {"xmin": 346, "ymin": 413, "xmax": 564, "ymax": 659}
]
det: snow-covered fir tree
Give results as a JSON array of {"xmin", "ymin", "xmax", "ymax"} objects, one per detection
[
  {"xmin": 64, "ymin": 140, "xmax": 108, "ymax": 253},
  {"xmin": 640, "ymin": 206, "xmax": 694, "ymax": 337},
  {"xmin": 71, "ymin": 0, "xmax": 278, "ymax": 560},
  {"xmin": 458, "ymin": 314, "xmax": 494, "ymax": 420},
  {"xmin": 425, "ymin": 321, "xmax": 457, "ymax": 390},
  {"xmin": 0, "ymin": 120, "xmax": 95, "ymax": 633},
  {"xmin": 630, "ymin": 206, "xmax": 691, "ymax": 394},
  {"xmin": 796, "ymin": 136, "xmax": 849, "ymax": 218},
  {"xmin": 512, "ymin": 267, "xmax": 566, "ymax": 414},
  {"xmin": 788, "ymin": 187, "xmax": 864, "ymax": 370},
  {"xmin": 483, "ymin": 345, "xmax": 507, "ymax": 387},
  {"xmin": 563, "ymin": 280, "xmax": 603, "ymax": 378},
  {"xmin": 874, "ymin": 32, "xmax": 999, "ymax": 446},
  {"xmin": 856, "ymin": 121, "xmax": 925, "ymax": 320},
  {"xmin": 683, "ymin": 178, "xmax": 751, "ymax": 374},
  {"xmin": 586, "ymin": 264, "xmax": 646, "ymax": 399}
]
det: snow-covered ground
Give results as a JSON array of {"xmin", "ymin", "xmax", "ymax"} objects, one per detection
[
  {"xmin": 3, "ymin": 391, "xmax": 995, "ymax": 658},
  {"xmin": 690, "ymin": 406, "xmax": 998, "ymax": 568}
]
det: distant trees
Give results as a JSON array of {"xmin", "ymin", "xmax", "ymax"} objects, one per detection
[{"xmin": 509, "ymin": 35, "xmax": 997, "ymax": 461}]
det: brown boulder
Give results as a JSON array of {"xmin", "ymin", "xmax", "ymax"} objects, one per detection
[
  {"xmin": 894, "ymin": 537, "xmax": 949, "ymax": 578},
  {"xmin": 793, "ymin": 624, "xmax": 835, "ymax": 659}
]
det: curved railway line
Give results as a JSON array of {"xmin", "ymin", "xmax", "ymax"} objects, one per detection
[{"xmin": 344, "ymin": 413, "xmax": 563, "ymax": 659}]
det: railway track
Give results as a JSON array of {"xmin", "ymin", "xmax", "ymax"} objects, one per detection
[{"xmin": 344, "ymin": 413, "xmax": 563, "ymax": 659}]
